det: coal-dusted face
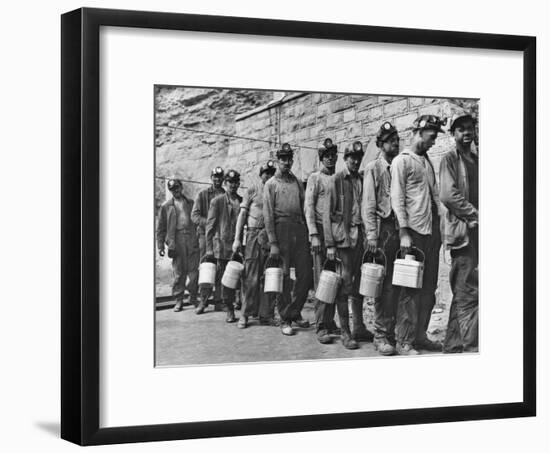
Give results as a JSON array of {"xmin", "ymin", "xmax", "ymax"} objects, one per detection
[
  {"xmin": 212, "ymin": 174, "xmax": 223, "ymax": 189},
  {"xmin": 227, "ymin": 180, "xmax": 240, "ymax": 194},
  {"xmin": 344, "ymin": 153, "xmax": 362, "ymax": 174},
  {"xmin": 452, "ymin": 119, "xmax": 475, "ymax": 148},
  {"xmin": 169, "ymin": 185, "xmax": 183, "ymax": 198},
  {"xmin": 382, "ymin": 133, "xmax": 400, "ymax": 157},
  {"xmin": 321, "ymin": 150, "xmax": 337, "ymax": 169},
  {"xmin": 277, "ymin": 155, "xmax": 293, "ymax": 174},
  {"xmin": 418, "ymin": 129, "xmax": 439, "ymax": 154}
]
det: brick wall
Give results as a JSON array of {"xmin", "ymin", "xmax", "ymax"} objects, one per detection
[{"xmin": 228, "ymin": 92, "xmax": 478, "ymax": 188}]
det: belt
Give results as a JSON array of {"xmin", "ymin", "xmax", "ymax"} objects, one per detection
[
  {"xmin": 247, "ymin": 226, "xmax": 264, "ymax": 231},
  {"xmin": 275, "ymin": 215, "xmax": 305, "ymax": 225},
  {"xmin": 176, "ymin": 228, "xmax": 192, "ymax": 234}
]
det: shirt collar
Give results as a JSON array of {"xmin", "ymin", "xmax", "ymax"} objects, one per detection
[
  {"xmin": 275, "ymin": 168, "xmax": 295, "ymax": 181},
  {"xmin": 377, "ymin": 154, "xmax": 391, "ymax": 171},
  {"xmin": 320, "ymin": 166, "xmax": 332, "ymax": 175}
]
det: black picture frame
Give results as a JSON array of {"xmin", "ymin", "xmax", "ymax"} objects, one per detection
[{"xmin": 61, "ymin": 7, "xmax": 536, "ymax": 446}]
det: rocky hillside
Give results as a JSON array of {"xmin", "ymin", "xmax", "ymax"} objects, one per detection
[{"xmin": 155, "ymin": 87, "xmax": 275, "ymax": 208}]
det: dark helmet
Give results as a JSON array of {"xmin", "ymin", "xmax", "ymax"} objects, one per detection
[
  {"xmin": 276, "ymin": 142, "xmax": 294, "ymax": 158},
  {"xmin": 167, "ymin": 179, "xmax": 182, "ymax": 191},
  {"xmin": 376, "ymin": 121, "xmax": 398, "ymax": 146},
  {"xmin": 224, "ymin": 169, "xmax": 240, "ymax": 183},
  {"xmin": 413, "ymin": 115, "xmax": 446, "ymax": 133},
  {"xmin": 259, "ymin": 160, "xmax": 276, "ymax": 176},
  {"xmin": 318, "ymin": 137, "xmax": 338, "ymax": 160},
  {"xmin": 449, "ymin": 110, "xmax": 476, "ymax": 133},
  {"xmin": 211, "ymin": 166, "xmax": 225, "ymax": 178},
  {"xmin": 344, "ymin": 140, "xmax": 364, "ymax": 158}
]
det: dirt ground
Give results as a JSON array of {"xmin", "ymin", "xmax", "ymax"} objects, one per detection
[{"xmin": 155, "ymin": 250, "xmax": 451, "ymax": 366}]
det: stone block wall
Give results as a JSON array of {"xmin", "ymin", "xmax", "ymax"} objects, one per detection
[{"xmin": 230, "ymin": 93, "xmax": 478, "ymax": 188}]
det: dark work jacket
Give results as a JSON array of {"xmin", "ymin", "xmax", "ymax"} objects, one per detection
[
  {"xmin": 439, "ymin": 147, "xmax": 478, "ymax": 250},
  {"xmin": 323, "ymin": 168, "xmax": 363, "ymax": 248},
  {"xmin": 206, "ymin": 192, "xmax": 243, "ymax": 260},
  {"xmin": 156, "ymin": 195, "xmax": 195, "ymax": 251},
  {"xmin": 191, "ymin": 186, "xmax": 225, "ymax": 235}
]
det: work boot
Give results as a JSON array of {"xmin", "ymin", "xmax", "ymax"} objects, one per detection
[
  {"xmin": 328, "ymin": 320, "xmax": 341, "ymax": 335},
  {"xmin": 237, "ymin": 316, "xmax": 248, "ymax": 329},
  {"xmin": 317, "ymin": 329, "xmax": 332, "ymax": 344},
  {"xmin": 281, "ymin": 322, "xmax": 294, "ymax": 336},
  {"xmin": 173, "ymin": 299, "xmax": 184, "ymax": 312},
  {"xmin": 225, "ymin": 301, "xmax": 237, "ymax": 323},
  {"xmin": 292, "ymin": 316, "xmax": 310, "ymax": 328},
  {"xmin": 259, "ymin": 317, "xmax": 280, "ymax": 327},
  {"xmin": 195, "ymin": 300, "xmax": 207, "ymax": 315},
  {"xmin": 189, "ymin": 296, "xmax": 199, "ymax": 308},
  {"xmin": 396, "ymin": 342, "xmax": 419, "ymax": 356},
  {"xmin": 351, "ymin": 298, "xmax": 372, "ymax": 341},
  {"xmin": 374, "ymin": 337, "xmax": 396, "ymax": 356},
  {"xmin": 414, "ymin": 338, "xmax": 443, "ymax": 352},
  {"xmin": 341, "ymin": 331, "xmax": 359, "ymax": 350},
  {"xmin": 352, "ymin": 324, "xmax": 374, "ymax": 342}
]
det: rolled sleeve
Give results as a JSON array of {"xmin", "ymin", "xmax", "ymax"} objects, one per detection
[
  {"xmin": 304, "ymin": 174, "xmax": 319, "ymax": 236},
  {"xmin": 390, "ymin": 156, "xmax": 409, "ymax": 229},
  {"xmin": 439, "ymin": 154, "xmax": 478, "ymax": 221},
  {"xmin": 362, "ymin": 166, "xmax": 379, "ymax": 241},
  {"xmin": 205, "ymin": 199, "xmax": 218, "ymax": 254},
  {"xmin": 263, "ymin": 182, "xmax": 277, "ymax": 245}
]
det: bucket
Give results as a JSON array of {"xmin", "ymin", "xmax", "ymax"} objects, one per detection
[
  {"xmin": 392, "ymin": 247, "xmax": 425, "ymax": 288},
  {"xmin": 315, "ymin": 259, "xmax": 342, "ymax": 304},
  {"xmin": 359, "ymin": 249, "xmax": 386, "ymax": 298},
  {"xmin": 198, "ymin": 256, "xmax": 217, "ymax": 287},
  {"xmin": 221, "ymin": 253, "xmax": 244, "ymax": 289},
  {"xmin": 264, "ymin": 256, "xmax": 283, "ymax": 294}
]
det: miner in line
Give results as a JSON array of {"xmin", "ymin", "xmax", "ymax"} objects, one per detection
[
  {"xmin": 439, "ymin": 111, "xmax": 479, "ymax": 353},
  {"xmin": 305, "ymin": 138, "xmax": 341, "ymax": 344},
  {"xmin": 201, "ymin": 170, "xmax": 243, "ymax": 323},
  {"xmin": 156, "ymin": 179, "xmax": 199, "ymax": 311},
  {"xmin": 390, "ymin": 115, "xmax": 444, "ymax": 355},
  {"xmin": 232, "ymin": 160, "xmax": 278, "ymax": 329},
  {"xmin": 362, "ymin": 122, "xmax": 401, "ymax": 356},
  {"xmin": 323, "ymin": 141, "xmax": 374, "ymax": 349},
  {"xmin": 263, "ymin": 143, "xmax": 313, "ymax": 336},
  {"xmin": 191, "ymin": 167, "xmax": 225, "ymax": 312}
]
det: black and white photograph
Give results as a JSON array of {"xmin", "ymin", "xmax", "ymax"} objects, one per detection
[{"xmin": 154, "ymin": 87, "xmax": 480, "ymax": 366}]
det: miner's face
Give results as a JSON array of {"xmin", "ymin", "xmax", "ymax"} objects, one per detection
[
  {"xmin": 453, "ymin": 119, "xmax": 475, "ymax": 147},
  {"xmin": 227, "ymin": 180, "xmax": 240, "ymax": 194},
  {"xmin": 261, "ymin": 171, "xmax": 274, "ymax": 183},
  {"xmin": 169, "ymin": 185, "xmax": 182, "ymax": 198},
  {"xmin": 278, "ymin": 156, "xmax": 293, "ymax": 174},
  {"xmin": 322, "ymin": 150, "xmax": 337, "ymax": 169},
  {"xmin": 382, "ymin": 134, "xmax": 400, "ymax": 157},
  {"xmin": 418, "ymin": 129, "xmax": 438, "ymax": 154},
  {"xmin": 212, "ymin": 175, "xmax": 223, "ymax": 189},
  {"xmin": 345, "ymin": 153, "xmax": 362, "ymax": 174}
]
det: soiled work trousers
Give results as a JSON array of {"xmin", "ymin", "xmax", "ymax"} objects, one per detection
[
  {"xmin": 373, "ymin": 218, "xmax": 401, "ymax": 342},
  {"xmin": 172, "ymin": 230, "xmax": 199, "ymax": 301},
  {"xmin": 395, "ymin": 217, "xmax": 441, "ymax": 345},
  {"xmin": 275, "ymin": 221, "xmax": 313, "ymax": 323},
  {"xmin": 242, "ymin": 228, "xmax": 275, "ymax": 320},
  {"xmin": 443, "ymin": 238, "xmax": 479, "ymax": 353}
]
